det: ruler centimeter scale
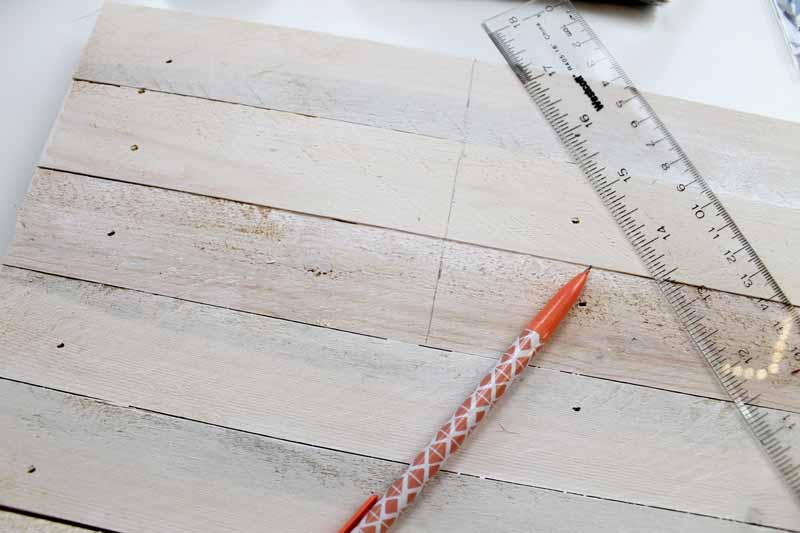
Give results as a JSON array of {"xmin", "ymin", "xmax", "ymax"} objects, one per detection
[{"xmin": 484, "ymin": 1, "xmax": 800, "ymax": 499}]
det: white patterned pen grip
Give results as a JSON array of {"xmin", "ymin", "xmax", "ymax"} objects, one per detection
[{"xmin": 352, "ymin": 329, "xmax": 541, "ymax": 533}]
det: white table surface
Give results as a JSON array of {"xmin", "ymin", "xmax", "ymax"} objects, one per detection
[{"xmin": 1, "ymin": 0, "xmax": 797, "ymax": 257}]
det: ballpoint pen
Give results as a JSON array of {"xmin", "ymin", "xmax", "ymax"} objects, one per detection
[{"xmin": 339, "ymin": 267, "xmax": 591, "ymax": 532}]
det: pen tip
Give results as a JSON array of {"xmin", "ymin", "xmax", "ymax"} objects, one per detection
[{"xmin": 526, "ymin": 267, "xmax": 592, "ymax": 343}]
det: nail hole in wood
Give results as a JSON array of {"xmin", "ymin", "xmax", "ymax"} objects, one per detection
[
  {"xmin": 107, "ymin": 230, "xmax": 116, "ymax": 237},
  {"xmin": 27, "ymin": 465, "xmax": 36, "ymax": 474},
  {"xmin": 572, "ymin": 406, "xmax": 581, "ymax": 412},
  {"xmin": 130, "ymin": 144, "xmax": 139, "ymax": 151},
  {"xmin": 57, "ymin": 343, "xmax": 65, "ymax": 349},
  {"xmin": 571, "ymin": 217, "xmax": 580, "ymax": 224}
]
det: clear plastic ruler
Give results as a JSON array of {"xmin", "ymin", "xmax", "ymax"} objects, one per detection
[{"xmin": 484, "ymin": 1, "xmax": 800, "ymax": 499}]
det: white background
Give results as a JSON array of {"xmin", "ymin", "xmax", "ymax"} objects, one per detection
[{"xmin": 0, "ymin": 0, "xmax": 797, "ymax": 256}]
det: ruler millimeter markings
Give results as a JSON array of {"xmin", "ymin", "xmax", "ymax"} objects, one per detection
[{"xmin": 484, "ymin": 1, "xmax": 800, "ymax": 499}]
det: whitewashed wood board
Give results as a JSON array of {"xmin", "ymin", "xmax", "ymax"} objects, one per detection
[
  {"xmin": 427, "ymin": 241, "xmax": 800, "ymax": 412},
  {"xmin": 7, "ymin": 170, "xmax": 797, "ymax": 412},
  {"xmin": 76, "ymin": 3, "xmax": 474, "ymax": 141},
  {"xmin": 76, "ymin": 2, "xmax": 800, "ymax": 213},
  {"xmin": 0, "ymin": 267, "xmax": 797, "ymax": 529},
  {"xmin": 7, "ymin": 169, "xmax": 442, "ymax": 344},
  {"xmin": 3, "ymin": 3, "xmax": 799, "ymax": 532},
  {"xmin": 3, "ymin": 379, "xmax": 781, "ymax": 533},
  {"xmin": 42, "ymin": 81, "xmax": 462, "ymax": 237}
]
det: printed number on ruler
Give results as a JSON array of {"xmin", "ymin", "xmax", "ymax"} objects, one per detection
[{"xmin": 484, "ymin": 1, "xmax": 800, "ymax": 498}]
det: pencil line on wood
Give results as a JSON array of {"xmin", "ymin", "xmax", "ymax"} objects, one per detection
[{"xmin": 425, "ymin": 59, "xmax": 476, "ymax": 344}]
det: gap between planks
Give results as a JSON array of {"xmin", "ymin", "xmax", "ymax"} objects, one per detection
[{"xmin": 0, "ymin": 506, "xmax": 108, "ymax": 533}]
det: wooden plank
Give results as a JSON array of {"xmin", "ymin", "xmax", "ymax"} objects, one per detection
[
  {"xmin": 1, "ymin": 380, "xmax": 780, "ymax": 533},
  {"xmin": 0, "ymin": 512, "xmax": 91, "ymax": 533},
  {"xmin": 75, "ymin": 3, "xmax": 474, "ymax": 141},
  {"xmin": 7, "ymin": 171, "xmax": 797, "ymax": 412},
  {"xmin": 427, "ymin": 241, "xmax": 800, "ymax": 413},
  {"xmin": 41, "ymin": 81, "xmax": 462, "ymax": 237},
  {"xmin": 5, "ymin": 169, "xmax": 441, "ymax": 344},
  {"xmin": 447, "ymin": 142, "xmax": 800, "ymax": 302},
  {"xmin": 0, "ymin": 268, "xmax": 796, "ymax": 529}
]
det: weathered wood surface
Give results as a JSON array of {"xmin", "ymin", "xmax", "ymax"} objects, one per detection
[
  {"xmin": 2, "ymin": 379, "xmax": 780, "ymax": 533},
  {"xmin": 4, "ymin": 3, "xmax": 799, "ymax": 532},
  {"xmin": 7, "ymin": 170, "xmax": 798, "ymax": 412},
  {"xmin": 42, "ymin": 82, "xmax": 463, "ymax": 237},
  {"xmin": 75, "ymin": 3, "xmax": 474, "ymax": 141},
  {"xmin": 1, "ymin": 267, "xmax": 797, "ymax": 529},
  {"xmin": 77, "ymin": 2, "xmax": 800, "ymax": 210},
  {"xmin": 427, "ymin": 240, "xmax": 800, "ymax": 412},
  {"xmin": 7, "ymin": 169, "xmax": 441, "ymax": 344},
  {"xmin": 66, "ymin": 4, "xmax": 800, "ymax": 300}
]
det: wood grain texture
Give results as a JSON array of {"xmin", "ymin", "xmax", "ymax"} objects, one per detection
[
  {"xmin": 0, "ymin": 267, "xmax": 797, "ymax": 529},
  {"xmin": 40, "ymin": 79, "xmax": 800, "ymax": 300},
  {"xmin": 427, "ymin": 241, "xmax": 800, "ymax": 413},
  {"xmin": 76, "ymin": 3, "xmax": 474, "ymax": 141},
  {"xmin": 1, "ymin": 380, "xmax": 780, "ymax": 533},
  {"xmin": 7, "ymin": 170, "xmax": 797, "ymax": 412},
  {"xmin": 42, "ymin": 81, "xmax": 463, "ymax": 237},
  {"xmin": 8, "ymin": 5, "xmax": 799, "ymax": 530},
  {"xmin": 6, "ymin": 169, "xmax": 441, "ymax": 344}
]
